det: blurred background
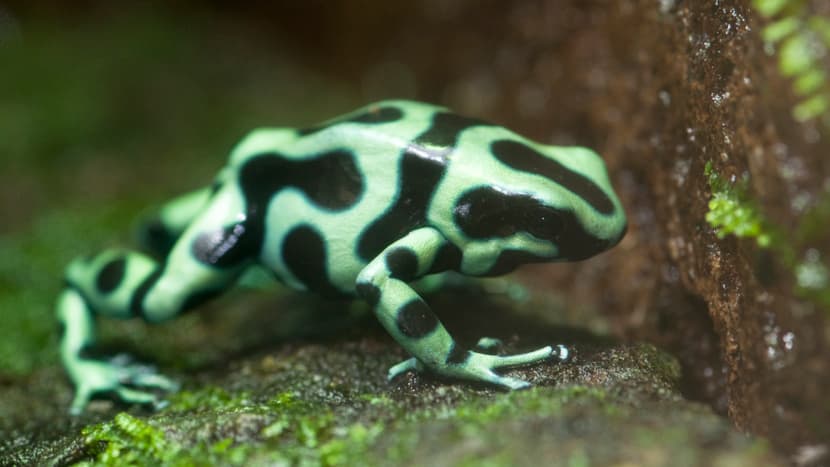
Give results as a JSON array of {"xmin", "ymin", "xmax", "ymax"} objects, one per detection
[{"xmin": 2, "ymin": 1, "xmax": 829, "ymax": 463}]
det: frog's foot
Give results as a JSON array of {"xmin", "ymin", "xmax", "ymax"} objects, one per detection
[
  {"xmin": 388, "ymin": 344, "xmax": 569, "ymax": 390},
  {"xmin": 67, "ymin": 355, "xmax": 179, "ymax": 415}
]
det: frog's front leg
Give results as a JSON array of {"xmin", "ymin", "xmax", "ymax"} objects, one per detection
[
  {"xmin": 58, "ymin": 187, "xmax": 251, "ymax": 414},
  {"xmin": 356, "ymin": 227, "xmax": 562, "ymax": 390},
  {"xmin": 57, "ymin": 280, "xmax": 180, "ymax": 414}
]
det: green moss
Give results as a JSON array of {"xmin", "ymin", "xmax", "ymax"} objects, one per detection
[
  {"xmin": 80, "ymin": 413, "xmax": 179, "ymax": 466},
  {"xmin": 79, "ymin": 412, "xmax": 257, "ymax": 466},
  {"xmin": 166, "ymin": 388, "xmax": 385, "ymax": 465},
  {"xmin": 77, "ymin": 386, "xmax": 618, "ymax": 465},
  {"xmin": 165, "ymin": 386, "xmax": 252, "ymax": 413},
  {"xmin": 704, "ymin": 162, "xmax": 772, "ymax": 248},
  {"xmin": 454, "ymin": 386, "xmax": 611, "ymax": 424},
  {"xmin": 260, "ymin": 394, "xmax": 385, "ymax": 465}
]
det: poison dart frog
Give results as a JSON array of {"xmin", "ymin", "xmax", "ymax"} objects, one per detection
[{"xmin": 57, "ymin": 100, "xmax": 627, "ymax": 414}]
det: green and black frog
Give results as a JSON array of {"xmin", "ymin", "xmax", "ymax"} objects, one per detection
[{"xmin": 57, "ymin": 100, "xmax": 627, "ymax": 414}]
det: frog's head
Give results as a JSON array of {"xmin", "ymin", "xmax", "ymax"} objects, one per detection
[{"xmin": 445, "ymin": 137, "xmax": 626, "ymax": 273}]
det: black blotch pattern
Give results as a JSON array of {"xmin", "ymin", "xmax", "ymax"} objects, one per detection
[
  {"xmin": 396, "ymin": 298, "xmax": 439, "ymax": 338},
  {"xmin": 192, "ymin": 223, "xmax": 253, "ymax": 268},
  {"xmin": 298, "ymin": 106, "xmax": 404, "ymax": 136},
  {"xmin": 453, "ymin": 187, "xmax": 512, "ymax": 239},
  {"xmin": 139, "ymin": 218, "xmax": 177, "ymax": 257},
  {"xmin": 491, "ymin": 139, "xmax": 616, "ymax": 215},
  {"xmin": 454, "ymin": 187, "xmax": 563, "ymax": 240},
  {"xmin": 240, "ymin": 149, "xmax": 362, "ymax": 213},
  {"xmin": 428, "ymin": 243, "xmax": 462, "ymax": 274},
  {"xmin": 454, "ymin": 186, "xmax": 611, "ymax": 265},
  {"xmin": 282, "ymin": 225, "xmax": 343, "ymax": 297},
  {"xmin": 357, "ymin": 147, "xmax": 447, "ymax": 261},
  {"xmin": 238, "ymin": 149, "xmax": 364, "ymax": 269},
  {"xmin": 445, "ymin": 343, "xmax": 470, "ymax": 365},
  {"xmin": 131, "ymin": 268, "xmax": 163, "ymax": 319},
  {"xmin": 96, "ymin": 257, "xmax": 126, "ymax": 294},
  {"xmin": 357, "ymin": 109, "xmax": 495, "ymax": 261},
  {"xmin": 356, "ymin": 281, "xmax": 381, "ymax": 306},
  {"xmin": 386, "ymin": 247, "xmax": 419, "ymax": 280},
  {"xmin": 414, "ymin": 112, "xmax": 494, "ymax": 148}
]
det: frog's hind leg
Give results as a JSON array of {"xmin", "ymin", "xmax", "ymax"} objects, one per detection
[{"xmin": 57, "ymin": 184, "xmax": 257, "ymax": 414}]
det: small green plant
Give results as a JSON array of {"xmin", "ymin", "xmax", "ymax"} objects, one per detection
[
  {"xmin": 704, "ymin": 162, "xmax": 772, "ymax": 248},
  {"xmin": 705, "ymin": 161, "xmax": 830, "ymax": 310}
]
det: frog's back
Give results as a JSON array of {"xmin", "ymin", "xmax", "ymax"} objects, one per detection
[{"xmin": 225, "ymin": 101, "xmax": 455, "ymax": 295}]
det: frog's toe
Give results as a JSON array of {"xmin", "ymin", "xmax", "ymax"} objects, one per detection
[
  {"xmin": 127, "ymin": 371, "xmax": 180, "ymax": 392},
  {"xmin": 448, "ymin": 345, "xmax": 565, "ymax": 389},
  {"xmin": 387, "ymin": 344, "xmax": 568, "ymax": 389},
  {"xmin": 67, "ymin": 356, "xmax": 178, "ymax": 415},
  {"xmin": 69, "ymin": 379, "xmax": 162, "ymax": 414},
  {"xmin": 482, "ymin": 372, "xmax": 532, "ymax": 390},
  {"xmin": 113, "ymin": 360, "xmax": 179, "ymax": 391},
  {"xmin": 485, "ymin": 345, "xmax": 555, "ymax": 369},
  {"xmin": 114, "ymin": 386, "xmax": 162, "ymax": 406},
  {"xmin": 456, "ymin": 360, "xmax": 531, "ymax": 389},
  {"xmin": 484, "ymin": 343, "xmax": 570, "ymax": 367},
  {"xmin": 387, "ymin": 357, "xmax": 423, "ymax": 380}
]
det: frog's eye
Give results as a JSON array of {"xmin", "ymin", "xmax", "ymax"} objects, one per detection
[{"xmin": 525, "ymin": 207, "xmax": 564, "ymax": 242}]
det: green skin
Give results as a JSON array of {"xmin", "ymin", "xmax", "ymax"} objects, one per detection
[{"xmin": 57, "ymin": 100, "xmax": 627, "ymax": 414}]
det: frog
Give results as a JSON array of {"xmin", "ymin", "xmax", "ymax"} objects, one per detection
[{"xmin": 56, "ymin": 100, "xmax": 627, "ymax": 414}]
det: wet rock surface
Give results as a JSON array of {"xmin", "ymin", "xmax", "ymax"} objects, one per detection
[{"xmin": 0, "ymin": 289, "xmax": 781, "ymax": 465}]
